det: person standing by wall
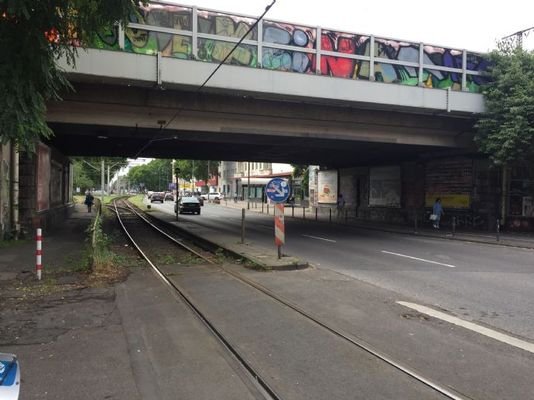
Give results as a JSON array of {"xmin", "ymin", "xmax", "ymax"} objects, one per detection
[
  {"xmin": 84, "ymin": 191, "xmax": 94, "ymax": 213},
  {"xmin": 432, "ymin": 198, "xmax": 444, "ymax": 229},
  {"xmin": 337, "ymin": 193, "xmax": 346, "ymax": 218}
]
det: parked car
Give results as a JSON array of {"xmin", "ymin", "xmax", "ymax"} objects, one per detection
[
  {"xmin": 175, "ymin": 197, "xmax": 201, "ymax": 215},
  {"xmin": 150, "ymin": 192, "xmax": 164, "ymax": 203},
  {"xmin": 206, "ymin": 192, "xmax": 223, "ymax": 201},
  {"xmin": 164, "ymin": 192, "xmax": 174, "ymax": 201}
]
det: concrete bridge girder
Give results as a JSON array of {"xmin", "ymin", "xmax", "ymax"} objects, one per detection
[
  {"xmin": 47, "ymin": 82, "xmax": 476, "ymax": 166},
  {"xmin": 48, "ymin": 47, "xmax": 482, "ymax": 166}
]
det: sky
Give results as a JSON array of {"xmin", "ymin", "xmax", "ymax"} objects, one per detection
[{"xmin": 167, "ymin": 0, "xmax": 534, "ymax": 52}]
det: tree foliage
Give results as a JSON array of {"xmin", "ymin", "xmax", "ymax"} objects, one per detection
[
  {"xmin": 174, "ymin": 160, "xmax": 220, "ymax": 183},
  {"xmin": 72, "ymin": 157, "xmax": 127, "ymax": 192},
  {"xmin": 475, "ymin": 47, "xmax": 534, "ymax": 166},
  {"xmin": 128, "ymin": 159, "xmax": 174, "ymax": 192},
  {"xmin": 0, "ymin": 0, "xmax": 141, "ymax": 151},
  {"xmin": 127, "ymin": 159, "xmax": 220, "ymax": 192},
  {"xmin": 291, "ymin": 164, "xmax": 309, "ymax": 197}
]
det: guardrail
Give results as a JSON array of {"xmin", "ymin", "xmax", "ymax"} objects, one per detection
[{"xmin": 91, "ymin": 1, "xmax": 489, "ymax": 93}]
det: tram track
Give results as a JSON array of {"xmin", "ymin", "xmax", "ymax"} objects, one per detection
[
  {"xmin": 112, "ymin": 198, "xmax": 473, "ymax": 400},
  {"xmin": 111, "ymin": 199, "xmax": 282, "ymax": 400}
]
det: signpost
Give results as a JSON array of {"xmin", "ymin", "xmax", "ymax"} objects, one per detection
[{"xmin": 265, "ymin": 178, "xmax": 290, "ymax": 259}]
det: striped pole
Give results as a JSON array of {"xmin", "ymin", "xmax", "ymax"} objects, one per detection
[
  {"xmin": 274, "ymin": 203, "xmax": 285, "ymax": 259},
  {"xmin": 36, "ymin": 228, "xmax": 42, "ymax": 280}
]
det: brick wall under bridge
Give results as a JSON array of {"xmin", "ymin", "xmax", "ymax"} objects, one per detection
[{"xmin": 18, "ymin": 143, "xmax": 73, "ymax": 237}]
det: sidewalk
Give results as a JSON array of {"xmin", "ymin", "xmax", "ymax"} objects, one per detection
[
  {"xmin": 216, "ymin": 198, "xmax": 534, "ymax": 249},
  {"xmin": 0, "ymin": 202, "xmax": 141, "ymax": 400}
]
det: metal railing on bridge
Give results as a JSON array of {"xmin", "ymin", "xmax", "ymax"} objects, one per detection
[{"xmin": 91, "ymin": 1, "xmax": 489, "ymax": 93}]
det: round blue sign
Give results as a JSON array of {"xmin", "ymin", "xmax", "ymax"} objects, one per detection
[{"xmin": 265, "ymin": 178, "xmax": 290, "ymax": 203}]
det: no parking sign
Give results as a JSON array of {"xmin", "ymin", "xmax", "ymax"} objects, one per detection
[{"xmin": 265, "ymin": 178, "xmax": 290, "ymax": 258}]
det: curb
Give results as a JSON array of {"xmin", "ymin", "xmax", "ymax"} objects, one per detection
[{"xmin": 140, "ymin": 208, "xmax": 309, "ymax": 271}]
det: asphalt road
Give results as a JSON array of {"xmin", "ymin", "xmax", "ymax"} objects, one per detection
[{"xmin": 154, "ymin": 201, "xmax": 534, "ymax": 342}]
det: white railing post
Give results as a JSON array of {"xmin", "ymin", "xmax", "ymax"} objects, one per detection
[
  {"xmin": 418, "ymin": 42, "xmax": 424, "ymax": 86},
  {"xmin": 118, "ymin": 23, "xmax": 125, "ymax": 50},
  {"xmin": 462, "ymin": 49, "xmax": 468, "ymax": 91},
  {"xmin": 192, "ymin": 6, "xmax": 198, "ymax": 59},
  {"xmin": 369, "ymin": 35, "xmax": 375, "ymax": 81},
  {"xmin": 257, "ymin": 18, "xmax": 263, "ymax": 68},
  {"xmin": 315, "ymin": 27, "xmax": 322, "ymax": 75}
]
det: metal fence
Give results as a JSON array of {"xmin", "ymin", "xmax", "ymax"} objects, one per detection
[{"xmin": 91, "ymin": 1, "xmax": 489, "ymax": 93}]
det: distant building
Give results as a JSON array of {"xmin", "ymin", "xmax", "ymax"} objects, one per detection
[{"xmin": 219, "ymin": 161, "xmax": 294, "ymax": 200}]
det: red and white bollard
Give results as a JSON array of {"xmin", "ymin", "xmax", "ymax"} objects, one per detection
[{"xmin": 36, "ymin": 228, "xmax": 42, "ymax": 280}]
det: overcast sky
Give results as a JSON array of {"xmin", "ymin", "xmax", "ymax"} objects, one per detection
[{"xmin": 167, "ymin": 0, "xmax": 534, "ymax": 52}]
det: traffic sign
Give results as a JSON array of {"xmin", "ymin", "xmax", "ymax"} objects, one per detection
[{"xmin": 265, "ymin": 178, "xmax": 290, "ymax": 203}]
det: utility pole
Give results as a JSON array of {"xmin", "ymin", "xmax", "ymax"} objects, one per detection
[
  {"xmin": 100, "ymin": 158, "xmax": 105, "ymax": 207},
  {"xmin": 501, "ymin": 27, "xmax": 534, "ymax": 49}
]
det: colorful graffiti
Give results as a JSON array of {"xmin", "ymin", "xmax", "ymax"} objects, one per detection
[
  {"xmin": 320, "ymin": 31, "xmax": 369, "ymax": 79},
  {"xmin": 262, "ymin": 22, "xmax": 315, "ymax": 73},
  {"xmin": 123, "ymin": 5, "xmax": 193, "ymax": 59},
  {"xmin": 89, "ymin": 2, "xmax": 489, "ymax": 92},
  {"xmin": 197, "ymin": 10, "xmax": 257, "ymax": 66}
]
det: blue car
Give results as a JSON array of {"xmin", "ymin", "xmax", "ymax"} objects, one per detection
[{"xmin": 0, "ymin": 353, "xmax": 20, "ymax": 400}]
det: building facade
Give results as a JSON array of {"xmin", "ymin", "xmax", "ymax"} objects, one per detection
[{"xmin": 220, "ymin": 161, "xmax": 293, "ymax": 200}]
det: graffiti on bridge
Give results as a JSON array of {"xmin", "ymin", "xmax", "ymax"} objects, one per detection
[{"xmin": 90, "ymin": 3, "xmax": 490, "ymax": 92}]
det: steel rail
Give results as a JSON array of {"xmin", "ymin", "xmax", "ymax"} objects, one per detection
[
  {"xmin": 122, "ymin": 199, "xmax": 473, "ymax": 400},
  {"xmin": 111, "ymin": 200, "xmax": 282, "ymax": 400},
  {"xmin": 123, "ymin": 201, "xmax": 214, "ymax": 264}
]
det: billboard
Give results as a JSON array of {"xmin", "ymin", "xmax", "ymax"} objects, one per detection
[
  {"xmin": 369, "ymin": 166, "xmax": 401, "ymax": 207},
  {"xmin": 317, "ymin": 170, "xmax": 338, "ymax": 204}
]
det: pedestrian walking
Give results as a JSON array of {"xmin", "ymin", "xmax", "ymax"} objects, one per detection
[
  {"xmin": 84, "ymin": 191, "xmax": 94, "ymax": 213},
  {"xmin": 431, "ymin": 198, "xmax": 444, "ymax": 229},
  {"xmin": 337, "ymin": 193, "xmax": 346, "ymax": 218}
]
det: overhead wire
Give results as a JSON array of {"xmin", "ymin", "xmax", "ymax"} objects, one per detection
[{"xmin": 132, "ymin": 0, "xmax": 277, "ymax": 159}]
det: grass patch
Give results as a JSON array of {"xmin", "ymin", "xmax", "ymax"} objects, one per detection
[
  {"xmin": 86, "ymin": 212, "xmax": 129, "ymax": 285},
  {"xmin": 129, "ymin": 194, "xmax": 148, "ymax": 210},
  {"xmin": 0, "ymin": 239, "xmax": 30, "ymax": 249}
]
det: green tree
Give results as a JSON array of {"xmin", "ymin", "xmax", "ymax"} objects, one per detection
[
  {"xmin": 475, "ymin": 48, "xmax": 534, "ymax": 165},
  {"xmin": 291, "ymin": 164, "xmax": 309, "ymax": 198},
  {"xmin": 72, "ymin": 157, "xmax": 127, "ymax": 192},
  {"xmin": 128, "ymin": 159, "xmax": 174, "ymax": 192},
  {"xmin": 72, "ymin": 161, "xmax": 95, "ymax": 192},
  {"xmin": 174, "ymin": 160, "xmax": 220, "ymax": 191},
  {"xmin": 0, "ymin": 0, "xmax": 142, "ymax": 151}
]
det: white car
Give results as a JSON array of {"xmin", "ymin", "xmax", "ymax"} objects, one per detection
[{"xmin": 204, "ymin": 192, "xmax": 223, "ymax": 201}]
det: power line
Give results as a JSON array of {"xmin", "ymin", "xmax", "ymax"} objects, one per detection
[{"xmin": 133, "ymin": 0, "xmax": 277, "ymax": 159}]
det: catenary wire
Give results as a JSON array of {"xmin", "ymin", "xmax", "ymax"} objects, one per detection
[{"xmin": 133, "ymin": 0, "xmax": 277, "ymax": 159}]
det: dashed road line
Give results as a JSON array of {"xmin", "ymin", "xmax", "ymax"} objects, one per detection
[
  {"xmin": 381, "ymin": 250, "xmax": 456, "ymax": 268},
  {"xmin": 302, "ymin": 234, "xmax": 336, "ymax": 243}
]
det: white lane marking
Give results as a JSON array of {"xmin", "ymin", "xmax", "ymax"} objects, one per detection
[
  {"xmin": 381, "ymin": 250, "xmax": 456, "ymax": 268},
  {"xmin": 397, "ymin": 301, "xmax": 534, "ymax": 354},
  {"xmin": 302, "ymin": 234, "xmax": 336, "ymax": 243}
]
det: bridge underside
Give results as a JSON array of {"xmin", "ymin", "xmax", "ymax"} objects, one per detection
[
  {"xmin": 46, "ymin": 82, "xmax": 476, "ymax": 167},
  {"xmin": 49, "ymin": 122, "xmax": 442, "ymax": 167}
]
